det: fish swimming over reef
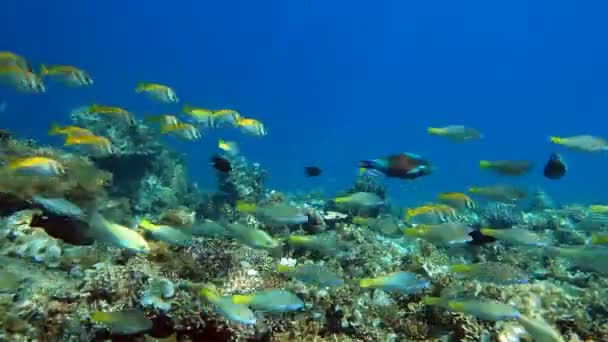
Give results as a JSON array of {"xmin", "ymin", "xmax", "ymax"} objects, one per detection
[
  {"xmin": 359, "ymin": 152, "xmax": 432, "ymax": 180},
  {"xmin": 427, "ymin": 125, "xmax": 481, "ymax": 142}
]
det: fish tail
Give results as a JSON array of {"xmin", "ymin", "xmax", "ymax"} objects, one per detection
[
  {"xmin": 181, "ymin": 104, "xmax": 192, "ymax": 114},
  {"xmin": 39, "ymin": 64, "xmax": 48, "ymax": 77},
  {"xmin": 135, "ymin": 82, "xmax": 147, "ymax": 93},
  {"xmin": 450, "ymin": 264, "xmax": 472, "ymax": 273},
  {"xmin": 231, "ymin": 294, "xmax": 252, "ymax": 305},
  {"xmin": 199, "ymin": 286, "xmax": 219, "ymax": 301},
  {"xmin": 549, "ymin": 136, "xmax": 562, "ymax": 144},
  {"xmin": 334, "ymin": 196, "xmax": 349, "ymax": 203},
  {"xmin": 235, "ymin": 200, "xmax": 256, "ymax": 213},
  {"xmin": 276, "ymin": 264, "xmax": 293, "ymax": 273},
  {"xmin": 591, "ymin": 233, "xmax": 608, "ymax": 245},
  {"xmin": 138, "ymin": 218, "xmax": 157, "ymax": 231},
  {"xmin": 427, "ymin": 127, "xmax": 444, "ymax": 135},
  {"xmin": 478, "ymin": 160, "xmax": 491, "ymax": 168},
  {"xmin": 48, "ymin": 123, "xmax": 60, "ymax": 135},
  {"xmin": 421, "ymin": 296, "xmax": 441, "ymax": 306},
  {"xmin": 359, "ymin": 277, "xmax": 379, "ymax": 288},
  {"xmin": 90, "ymin": 311, "xmax": 111, "ymax": 323},
  {"xmin": 479, "ymin": 228, "xmax": 496, "ymax": 236}
]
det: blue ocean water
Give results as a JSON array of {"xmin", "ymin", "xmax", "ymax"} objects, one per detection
[{"xmin": 1, "ymin": 1, "xmax": 607, "ymax": 206}]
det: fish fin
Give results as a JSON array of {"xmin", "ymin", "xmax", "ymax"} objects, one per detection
[
  {"xmin": 48, "ymin": 123, "xmax": 60, "ymax": 135},
  {"xmin": 478, "ymin": 160, "xmax": 491, "ymax": 168},
  {"xmin": 450, "ymin": 264, "xmax": 472, "ymax": 273},
  {"xmin": 135, "ymin": 82, "xmax": 147, "ymax": 93},
  {"xmin": 421, "ymin": 296, "xmax": 441, "ymax": 306},
  {"xmin": 231, "ymin": 294, "xmax": 252, "ymax": 305},
  {"xmin": 235, "ymin": 200, "xmax": 256, "ymax": 213},
  {"xmin": 549, "ymin": 136, "xmax": 562, "ymax": 144},
  {"xmin": 427, "ymin": 127, "xmax": 444, "ymax": 135},
  {"xmin": 39, "ymin": 64, "xmax": 48, "ymax": 77},
  {"xmin": 90, "ymin": 311, "xmax": 111, "ymax": 323}
]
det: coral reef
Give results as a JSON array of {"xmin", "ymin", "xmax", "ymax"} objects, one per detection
[{"xmin": 480, "ymin": 203, "xmax": 523, "ymax": 229}]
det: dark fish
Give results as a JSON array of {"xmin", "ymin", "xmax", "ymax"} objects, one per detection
[
  {"xmin": 304, "ymin": 166, "xmax": 322, "ymax": 177},
  {"xmin": 359, "ymin": 152, "xmax": 432, "ymax": 180},
  {"xmin": 211, "ymin": 155, "xmax": 231, "ymax": 173},
  {"xmin": 544, "ymin": 153, "xmax": 566, "ymax": 180}
]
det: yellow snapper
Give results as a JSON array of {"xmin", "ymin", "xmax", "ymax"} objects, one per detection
[
  {"xmin": 218, "ymin": 139, "xmax": 239, "ymax": 156},
  {"xmin": 88, "ymin": 104, "xmax": 135, "ymax": 125},
  {"xmin": 181, "ymin": 104, "xmax": 214, "ymax": 126},
  {"xmin": 211, "ymin": 109, "xmax": 241, "ymax": 127},
  {"xmin": 236, "ymin": 117, "xmax": 267, "ymax": 136},
  {"xmin": 136, "ymin": 82, "xmax": 178, "ymax": 103},
  {"xmin": 160, "ymin": 122, "xmax": 201, "ymax": 141},
  {"xmin": 48, "ymin": 123, "xmax": 94, "ymax": 137},
  {"xmin": 6, "ymin": 156, "xmax": 65, "ymax": 176},
  {"xmin": 0, "ymin": 51, "xmax": 31, "ymax": 71},
  {"xmin": 65, "ymin": 134, "xmax": 113, "ymax": 155},
  {"xmin": 0, "ymin": 65, "xmax": 45, "ymax": 93},
  {"xmin": 39, "ymin": 64, "xmax": 93, "ymax": 86}
]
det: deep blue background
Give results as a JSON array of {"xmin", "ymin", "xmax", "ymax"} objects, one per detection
[{"xmin": 1, "ymin": 1, "xmax": 607, "ymax": 205}]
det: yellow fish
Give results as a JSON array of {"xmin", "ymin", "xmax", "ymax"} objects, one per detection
[
  {"xmin": 136, "ymin": 82, "xmax": 178, "ymax": 103},
  {"xmin": 88, "ymin": 104, "xmax": 134, "ymax": 124},
  {"xmin": 65, "ymin": 134, "xmax": 113, "ymax": 155},
  {"xmin": 589, "ymin": 205, "xmax": 608, "ymax": 214},
  {"xmin": 181, "ymin": 104, "xmax": 214, "ymax": 126},
  {"xmin": 218, "ymin": 139, "xmax": 239, "ymax": 155},
  {"xmin": 39, "ymin": 64, "xmax": 93, "ymax": 87},
  {"xmin": 405, "ymin": 204, "xmax": 456, "ymax": 224},
  {"xmin": 48, "ymin": 123, "xmax": 94, "ymax": 137},
  {"xmin": 160, "ymin": 122, "xmax": 201, "ymax": 141},
  {"xmin": 0, "ymin": 65, "xmax": 45, "ymax": 93},
  {"xmin": 236, "ymin": 117, "xmax": 267, "ymax": 136},
  {"xmin": 6, "ymin": 156, "xmax": 65, "ymax": 176},
  {"xmin": 211, "ymin": 109, "xmax": 241, "ymax": 127},
  {"xmin": 0, "ymin": 52, "xmax": 31, "ymax": 71},
  {"xmin": 437, "ymin": 192, "xmax": 476, "ymax": 210}
]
